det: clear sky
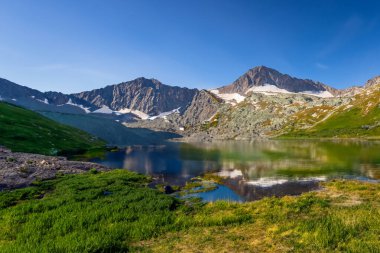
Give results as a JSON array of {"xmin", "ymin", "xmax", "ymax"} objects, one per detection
[{"xmin": 1, "ymin": 0, "xmax": 380, "ymax": 93}]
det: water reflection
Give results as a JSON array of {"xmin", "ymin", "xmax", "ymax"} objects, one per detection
[{"xmin": 92, "ymin": 140, "xmax": 380, "ymax": 201}]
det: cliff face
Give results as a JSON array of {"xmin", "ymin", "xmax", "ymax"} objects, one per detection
[{"xmin": 73, "ymin": 77, "xmax": 198, "ymax": 115}]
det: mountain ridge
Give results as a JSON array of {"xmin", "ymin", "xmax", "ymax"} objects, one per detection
[{"xmin": 1, "ymin": 66, "xmax": 380, "ymax": 142}]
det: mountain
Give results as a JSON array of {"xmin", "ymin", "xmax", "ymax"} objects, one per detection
[
  {"xmin": 216, "ymin": 66, "xmax": 337, "ymax": 97},
  {"xmin": 182, "ymin": 75, "xmax": 380, "ymax": 141},
  {"xmin": 1, "ymin": 67, "xmax": 380, "ymax": 143},
  {"xmin": 72, "ymin": 77, "xmax": 198, "ymax": 116},
  {"xmin": 0, "ymin": 78, "xmax": 46, "ymax": 101},
  {"xmin": 0, "ymin": 101, "xmax": 104, "ymax": 155}
]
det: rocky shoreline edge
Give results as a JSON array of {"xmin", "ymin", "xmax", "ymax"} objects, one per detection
[{"xmin": 0, "ymin": 147, "xmax": 109, "ymax": 190}]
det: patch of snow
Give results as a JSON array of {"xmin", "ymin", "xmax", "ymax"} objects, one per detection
[
  {"xmin": 60, "ymin": 98, "xmax": 91, "ymax": 113},
  {"xmin": 149, "ymin": 107, "xmax": 180, "ymax": 120},
  {"xmin": 301, "ymin": 90, "xmax": 334, "ymax": 98},
  {"xmin": 11, "ymin": 98, "xmax": 17, "ymax": 101},
  {"xmin": 115, "ymin": 120, "xmax": 120, "ymax": 122},
  {"xmin": 245, "ymin": 84, "xmax": 334, "ymax": 98},
  {"xmin": 210, "ymin": 90, "xmax": 246, "ymax": 105},
  {"xmin": 246, "ymin": 84, "xmax": 291, "ymax": 94},
  {"xmin": 117, "ymin": 108, "xmax": 150, "ymax": 120},
  {"xmin": 92, "ymin": 105, "xmax": 114, "ymax": 114},
  {"xmin": 36, "ymin": 98, "xmax": 49, "ymax": 104},
  {"xmin": 31, "ymin": 96, "xmax": 35, "ymax": 99},
  {"xmin": 210, "ymin": 89, "xmax": 219, "ymax": 94},
  {"xmin": 179, "ymin": 127, "xmax": 184, "ymax": 131}
]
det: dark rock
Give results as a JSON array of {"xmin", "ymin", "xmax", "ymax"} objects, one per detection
[{"xmin": 164, "ymin": 185, "xmax": 174, "ymax": 194}]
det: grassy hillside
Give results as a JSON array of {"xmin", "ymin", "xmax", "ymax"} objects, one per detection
[
  {"xmin": 0, "ymin": 170, "xmax": 379, "ymax": 252},
  {"xmin": 0, "ymin": 102, "xmax": 105, "ymax": 155},
  {"xmin": 281, "ymin": 86, "xmax": 380, "ymax": 138}
]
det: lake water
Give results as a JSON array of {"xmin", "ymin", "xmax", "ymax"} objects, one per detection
[{"xmin": 91, "ymin": 140, "xmax": 380, "ymax": 201}]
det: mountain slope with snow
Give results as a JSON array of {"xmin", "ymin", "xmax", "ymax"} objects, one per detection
[{"xmin": 217, "ymin": 66, "xmax": 337, "ymax": 97}]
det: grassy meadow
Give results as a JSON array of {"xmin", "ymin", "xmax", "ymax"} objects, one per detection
[{"xmin": 0, "ymin": 169, "xmax": 379, "ymax": 252}]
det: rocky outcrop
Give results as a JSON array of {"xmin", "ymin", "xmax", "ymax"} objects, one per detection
[
  {"xmin": 0, "ymin": 148, "xmax": 109, "ymax": 189},
  {"xmin": 364, "ymin": 76, "xmax": 380, "ymax": 88},
  {"xmin": 179, "ymin": 90, "xmax": 222, "ymax": 126}
]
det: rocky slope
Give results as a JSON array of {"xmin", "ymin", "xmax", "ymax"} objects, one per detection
[{"xmin": 281, "ymin": 76, "xmax": 380, "ymax": 138}]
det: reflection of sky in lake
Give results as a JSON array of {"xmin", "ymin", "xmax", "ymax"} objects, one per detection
[{"xmin": 92, "ymin": 140, "xmax": 380, "ymax": 201}]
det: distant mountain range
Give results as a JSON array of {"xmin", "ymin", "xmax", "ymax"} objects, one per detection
[{"xmin": 1, "ymin": 66, "xmax": 379, "ymax": 142}]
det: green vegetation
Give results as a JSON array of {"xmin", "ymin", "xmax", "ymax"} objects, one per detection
[
  {"xmin": 1, "ymin": 170, "xmax": 380, "ymax": 252},
  {"xmin": 281, "ymin": 88, "xmax": 380, "ymax": 139},
  {"xmin": 0, "ymin": 170, "xmax": 179, "ymax": 252},
  {"xmin": 0, "ymin": 102, "xmax": 105, "ymax": 155},
  {"xmin": 282, "ymin": 106, "xmax": 380, "ymax": 138},
  {"xmin": 140, "ymin": 180, "xmax": 380, "ymax": 252}
]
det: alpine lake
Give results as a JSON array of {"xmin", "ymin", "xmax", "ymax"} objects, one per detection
[{"xmin": 91, "ymin": 140, "xmax": 380, "ymax": 202}]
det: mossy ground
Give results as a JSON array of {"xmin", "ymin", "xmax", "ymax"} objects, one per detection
[{"xmin": 1, "ymin": 170, "xmax": 379, "ymax": 252}]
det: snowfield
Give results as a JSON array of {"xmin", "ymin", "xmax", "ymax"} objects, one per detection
[
  {"xmin": 210, "ymin": 84, "xmax": 334, "ymax": 105},
  {"xmin": 211, "ymin": 84, "xmax": 334, "ymax": 105},
  {"xmin": 210, "ymin": 89, "xmax": 246, "ymax": 105},
  {"xmin": 116, "ymin": 108, "xmax": 150, "ymax": 120},
  {"xmin": 246, "ymin": 84, "xmax": 334, "ymax": 98},
  {"xmin": 148, "ymin": 107, "xmax": 180, "ymax": 120},
  {"xmin": 92, "ymin": 105, "xmax": 114, "ymax": 114}
]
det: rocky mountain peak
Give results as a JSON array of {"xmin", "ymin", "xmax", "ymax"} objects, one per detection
[
  {"xmin": 364, "ymin": 76, "xmax": 380, "ymax": 89},
  {"xmin": 218, "ymin": 66, "xmax": 334, "ymax": 95}
]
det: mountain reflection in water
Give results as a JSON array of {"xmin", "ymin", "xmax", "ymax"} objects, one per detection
[{"xmin": 91, "ymin": 140, "xmax": 380, "ymax": 201}]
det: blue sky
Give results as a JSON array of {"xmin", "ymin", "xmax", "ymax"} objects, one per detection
[{"xmin": 1, "ymin": 0, "xmax": 380, "ymax": 93}]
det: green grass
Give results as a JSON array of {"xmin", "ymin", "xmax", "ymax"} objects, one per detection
[
  {"xmin": 0, "ymin": 170, "xmax": 179, "ymax": 252},
  {"xmin": 0, "ymin": 102, "xmax": 105, "ymax": 155},
  {"xmin": 1, "ymin": 170, "xmax": 380, "ymax": 252},
  {"xmin": 282, "ymin": 106, "xmax": 380, "ymax": 138},
  {"xmin": 140, "ymin": 180, "xmax": 380, "ymax": 252}
]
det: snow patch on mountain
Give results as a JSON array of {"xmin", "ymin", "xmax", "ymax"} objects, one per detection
[
  {"xmin": 245, "ymin": 84, "xmax": 334, "ymax": 98},
  {"xmin": 245, "ymin": 84, "xmax": 291, "ymax": 94},
  {"xmin": 92, "ymin": 105, "xmax": 114, "ymax": 114},
  {"xmin": 36, "ymin": 98, "xmax": 49, "ymax": 104},
  {"xmin": 58, "ymin": 98, "xmax": 91, "ymax": 113},
  {"xmin": 116, "ymin": 108, "xmax": 150, "ymax": 120},
  {"xmin": 149, "ymin": 107, "xmax": 180, "ymax": 120},
  {"xmin": 301, "ymin": 90, "xmax": 334, "ymax": 98},
  {"xmin": 210, "ymin": 89, "xmax": 246, "ymax": 105}
]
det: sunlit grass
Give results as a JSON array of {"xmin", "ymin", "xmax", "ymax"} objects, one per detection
[{"xmin": 1, "ymin": 170, "xmax": 380, "ymax": 253}]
